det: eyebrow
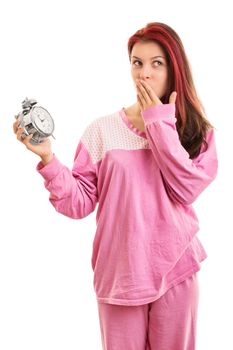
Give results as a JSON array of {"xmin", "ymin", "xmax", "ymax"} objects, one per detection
[{"xmin": 131, "ymin": 55, "xmax": 166, "ymax": 60}]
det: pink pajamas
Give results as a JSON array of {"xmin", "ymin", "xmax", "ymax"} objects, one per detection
[
  {"xmin": 38, "ymin": 104, "xmax": 217, "ymax": 306},
  {"xmin": 37, "ymin": 104, "xmax": 217, "ymax": 348},
  {"xmin": 97, "ymin": 274, "xmax": 199, "ymax": 350}
]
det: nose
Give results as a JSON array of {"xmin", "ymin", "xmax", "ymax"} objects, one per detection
[{"xmin": 139, "ymin": 64, "xmax": 152, "ymax": 79}]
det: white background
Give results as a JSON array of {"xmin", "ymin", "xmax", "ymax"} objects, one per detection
[{"xmin": 0, "ymin": 0, "xmax": 232, "ymax": 349}]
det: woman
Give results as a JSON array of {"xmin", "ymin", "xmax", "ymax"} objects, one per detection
[{"xmin": 13, "ymin": 22, "xmax": 218, "ymax": 350}]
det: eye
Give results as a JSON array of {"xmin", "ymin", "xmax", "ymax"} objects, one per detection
[
  {"xmin": 153, "ymin": 60, "xmax": 162, "ymax": 66},
  {"xmin": 132, "ymin": 59, "xmax": 142, "ymax": 66}
]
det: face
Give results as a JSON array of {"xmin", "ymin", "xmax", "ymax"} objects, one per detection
[{"xmin": 130, "ymin": 41, "xmax": 169, "ymax": 99}]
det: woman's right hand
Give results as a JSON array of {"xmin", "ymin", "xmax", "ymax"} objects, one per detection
[{"xmin": 13, "ymin": 119, "xmax": 54, "ymax": 165}]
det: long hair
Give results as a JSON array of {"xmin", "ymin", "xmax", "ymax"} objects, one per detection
[{"xmin": 128, "ymin": 22, "xmax": 213, "ymax": 159}]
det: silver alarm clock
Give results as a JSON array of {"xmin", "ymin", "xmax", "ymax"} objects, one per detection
[{"xmin": 15, "ymin": 97, "xmax": 55, "ymax": 145}]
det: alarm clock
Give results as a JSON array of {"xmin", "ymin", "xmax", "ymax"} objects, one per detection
[{"xmin": 15, "ymin": 97, "xmax": 55, "ymax": 145}]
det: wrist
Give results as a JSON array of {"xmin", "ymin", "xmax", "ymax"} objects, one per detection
[{"xmin": 41, "ymin": 153, "xmax": 53, "ymax": 166}]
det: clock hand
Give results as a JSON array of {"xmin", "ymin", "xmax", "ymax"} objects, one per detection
[{"xmin": 38, "ymin": 114, "xmax": 45, "ymax": 122}]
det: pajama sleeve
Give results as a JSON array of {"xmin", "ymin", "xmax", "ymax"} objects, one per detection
[
  {"xmin": 37, "ymin": 139, "xmax": 98, "ymax": 219},
  {"xmin": 142, "ymin": 104, "xmax": 218, "ymax": 205}
]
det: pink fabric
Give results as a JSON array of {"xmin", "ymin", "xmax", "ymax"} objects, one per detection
[
  {"xmin": 98, "ymin": 274, "xmax": 199, "ymax": 350},
  {"xmin": 37, "ymin": 103, "xmax": 218, "ymax": 306}
]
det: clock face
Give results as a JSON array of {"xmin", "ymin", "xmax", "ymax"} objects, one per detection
[{"xmin": 31, "ymin": 106, "xmax": 54, "ymax": 135}]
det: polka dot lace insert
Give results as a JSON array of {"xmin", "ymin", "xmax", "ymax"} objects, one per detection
[{"xmin": 80, "ymin": 112, "xmax": 149, "ymax": 164}]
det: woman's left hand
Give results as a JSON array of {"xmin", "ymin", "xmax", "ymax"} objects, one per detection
[{"xmin": 136, "ymin": 79, "xmax": 177, "ymax": 111}]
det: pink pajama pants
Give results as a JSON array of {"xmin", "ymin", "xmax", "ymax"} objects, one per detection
[{"xmin": 97, "ymin": 274, "xmax": 199, "ymax": 350}]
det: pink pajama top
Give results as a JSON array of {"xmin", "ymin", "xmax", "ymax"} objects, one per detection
[{"xmin": 37, "ymin": 103, "xmax": 218, "ymax": 306}]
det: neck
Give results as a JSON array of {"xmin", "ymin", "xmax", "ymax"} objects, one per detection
[{"xmin": 127, "ymin": 102, "xmax": 142, "ymax": 119}]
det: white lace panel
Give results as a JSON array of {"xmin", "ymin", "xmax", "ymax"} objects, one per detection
[{"xmin": 80, "ymin": 112, "xmax": 150, "ymax": 164}]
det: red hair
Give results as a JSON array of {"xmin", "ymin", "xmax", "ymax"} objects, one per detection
[{"xmin": 128, "ymin": 22, "xmax": 213, "ymax": 159}]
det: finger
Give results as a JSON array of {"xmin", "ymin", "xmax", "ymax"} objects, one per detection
[
  {"xmin": 17, "ymin": 130, "xmax": 33, "ymax": 146},
  {"xmin": 139, "ymin": 80, "xmax": 161, "ymax": 105},
  {"xmin": 137, "ymin": 93, "xmax": 143, "ymax": 110},
  {"xmin": 136, "ymin": 84, "xmax": 152, "ymax": 110},
  {"xmin": 13, "ymin": 120, "xmax": 20, "ymax": 134},
  {"xmin": 136, "ymin": 87, "xmax": 145, "ymax": 110},
  {"xmin": 139, "ymin": 80, "xmax": 154, "ymax": 101},
  {"xmin": 169, "ymin": 91, "xmax": 177, "ymax": 104},
  {"xmin": 136, "ymin": 81, "xmax": 152, "ymax": 105},
  {"xmin": 137, "ymin": 88, "xmax": 148, "ymax": 110},
  {"xmin": 23, "ymin": 133, "xmax": 33, "ymax": 146},
  {"xmin": 16, "ymin": 127, "xmax": 28, "ymax": 142}
]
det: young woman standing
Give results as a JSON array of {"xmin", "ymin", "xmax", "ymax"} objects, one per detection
[{"xmin": 13, "ymin": 22, "xmax": 218, "ymax": 350}]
